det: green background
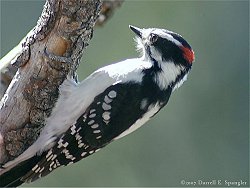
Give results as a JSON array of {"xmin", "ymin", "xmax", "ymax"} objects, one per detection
[{"xmin": 0, "ymin": 1, "xmax": 249, "ymax": 187}]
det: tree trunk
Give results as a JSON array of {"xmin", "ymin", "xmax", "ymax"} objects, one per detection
[{"xmin": 0, "ymin": 0, "xmax": 123, "ymax": 167}]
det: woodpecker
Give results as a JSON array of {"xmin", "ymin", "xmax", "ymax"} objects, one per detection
[{"xmin": 0, "ymin": 25, "xmax": 195, "ymax": 187}]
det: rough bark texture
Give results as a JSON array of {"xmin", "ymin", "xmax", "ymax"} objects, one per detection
[
  {"xmin": 0, "ymin": 0, "xmax": 124, "ymax": 166},
  {"xmin": 0, "ymin": 0, "xmax": 124, "ymax": 97},
  {"xmin": 0, "ymin": 0, "xmax": 123, "ymax": 166}
]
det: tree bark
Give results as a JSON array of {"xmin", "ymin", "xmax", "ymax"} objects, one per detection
[
  {"xmin": 0, "ymin": 0, "xmax": 124, "ymax": 97},
  {"xmin": 0, "ymin": 0, "xmax": 123, "ymax": 166}
]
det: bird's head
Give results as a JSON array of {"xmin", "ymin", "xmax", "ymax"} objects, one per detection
[{"xmin": 129, "ymin": 25, "xmax": 195, "ymax": 69}]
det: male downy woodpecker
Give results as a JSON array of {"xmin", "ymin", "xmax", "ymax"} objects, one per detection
[{"xmin": 0, "ymin": 26, "xmax": 195, "ymax": 187}]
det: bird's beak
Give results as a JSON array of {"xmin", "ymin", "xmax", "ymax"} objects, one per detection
[{"xmin": 129, "ymin": 25, "xmax": 142, "ymax": 38}]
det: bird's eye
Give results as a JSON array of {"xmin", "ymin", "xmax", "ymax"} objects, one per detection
[{"xmin": 150, "ymin": 34, "xmax": 158, "ymax": 43}]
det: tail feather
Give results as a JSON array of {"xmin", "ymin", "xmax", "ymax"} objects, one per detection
[{"xmin": 0, "ymin": 156, "xmax": 40, "ymax": 187}]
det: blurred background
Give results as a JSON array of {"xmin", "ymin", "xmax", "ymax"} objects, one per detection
[{"xmin": 1, "ymin": 1, "xmax": 249, "ymax": 187}]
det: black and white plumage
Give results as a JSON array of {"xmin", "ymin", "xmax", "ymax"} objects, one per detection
[{"xmin": 0, "ymin": 25, "xmax": 195, "ymax": 187}]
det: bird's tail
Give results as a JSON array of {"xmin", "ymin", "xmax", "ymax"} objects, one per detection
[{"xmin": 0, "ymin": 156, "xmax": 40, "ymax": 187}]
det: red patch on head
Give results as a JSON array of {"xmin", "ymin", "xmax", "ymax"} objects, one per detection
[{"xmin": 181, "ymin": 46, "xmax": 195, "ymax": 64}]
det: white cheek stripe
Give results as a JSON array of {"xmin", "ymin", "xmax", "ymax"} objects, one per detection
[{"xmin": 156, "ymin": 62, "xmax": 186, "ymax": 90}]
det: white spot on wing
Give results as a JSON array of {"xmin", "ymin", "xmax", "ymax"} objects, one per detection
[
  {"xmin": 91, "ymin": 124, "xmax": 99, "ymax": 129},
  {"xmin": 46, "ymin": 154, "xmax": 54, "ymax": 161},
  {"xmin": 102, "ymin": 102, "xmax": 111, "ymax": 110},
  {"xmin": 82, "ymin": 115, "xmax": 87, "ymax": 122},
  {"xmin": 35, "ymin": 166, "xmax": 41, "ymax": 173},
  {"xmin": 90, "ymin": 109, "xmax": 96, "ymax": 114},
  {"xmin": 93, "ymin": 130, "xmax": 101, "ymax": 134},
  {"xmin": 140, "ymin": 98, "xmax": 148, "ymax": 110},
  {"xmin": 81, "ymin": 152, "xmax": 87, "ymax": 157},
  {"xmin": 57, "ymin": 139, "xmax": 69, "ymax": 148},
  {"xmin": 96, "ymin": 135, "xmax": 102, "ymax": 139},
  {"xmin": 32, "ymin": 164, "xmax": 39, "ymax": 171},
  {"xmin": 89, "ymin": 113, "xmax": 96, "ymax": 118},
  {"xmin": 51, "ymin": 154, "xmax": 57, "ymax": 161},
  {"xmin": 49, "ymin": 161, "xmax": 55, "ymax": 169},
  {"xmin": 39, "ymin": 167, "xmax": 45, "ymax": 173},
  {"xmin": 102, "ymin": 111, "xmax": 111, "ymax": 121},
  {"xmin": 104, "ymin": 95, "xmax": 112, "ymax": 103},
  {"xmin": 75, "ymin": 132, "xmax": 81, "ymax": 139},
  {"xmin": 62, "ymin": 149, "xmax": 75, "ymax": 161},
  {"xmin": 53, "ymin": 163, "xmax": 57, "ymax": 169},
  {"xmin": 88, "ymin": 120, "xmax": 95, "ymax": 125},
  {"xmin": 55, "ymin": 159, "xmax": 60, "ymax": 166},
  {"xmin": 77, "ymin": 127, "xmax": 82, "ymax": 132},
  {"xmin": 78, "ymin": 143, "xmax": 85, "ymax": 148},
  {"xmin": 108, "ymin": 90, "xmax": 117, "ymax": 98},
  {"xmin": 46, "ymin": 150, "xmax": 52, "ymax": 158},
  {"xmin": 70, "ymin": 125, "xmax": 77, "ymax": 135}
]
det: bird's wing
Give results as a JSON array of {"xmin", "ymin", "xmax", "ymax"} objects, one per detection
[{"xmin": 0, "ymin": 81, "xmax": 165, "ymax": 186}]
